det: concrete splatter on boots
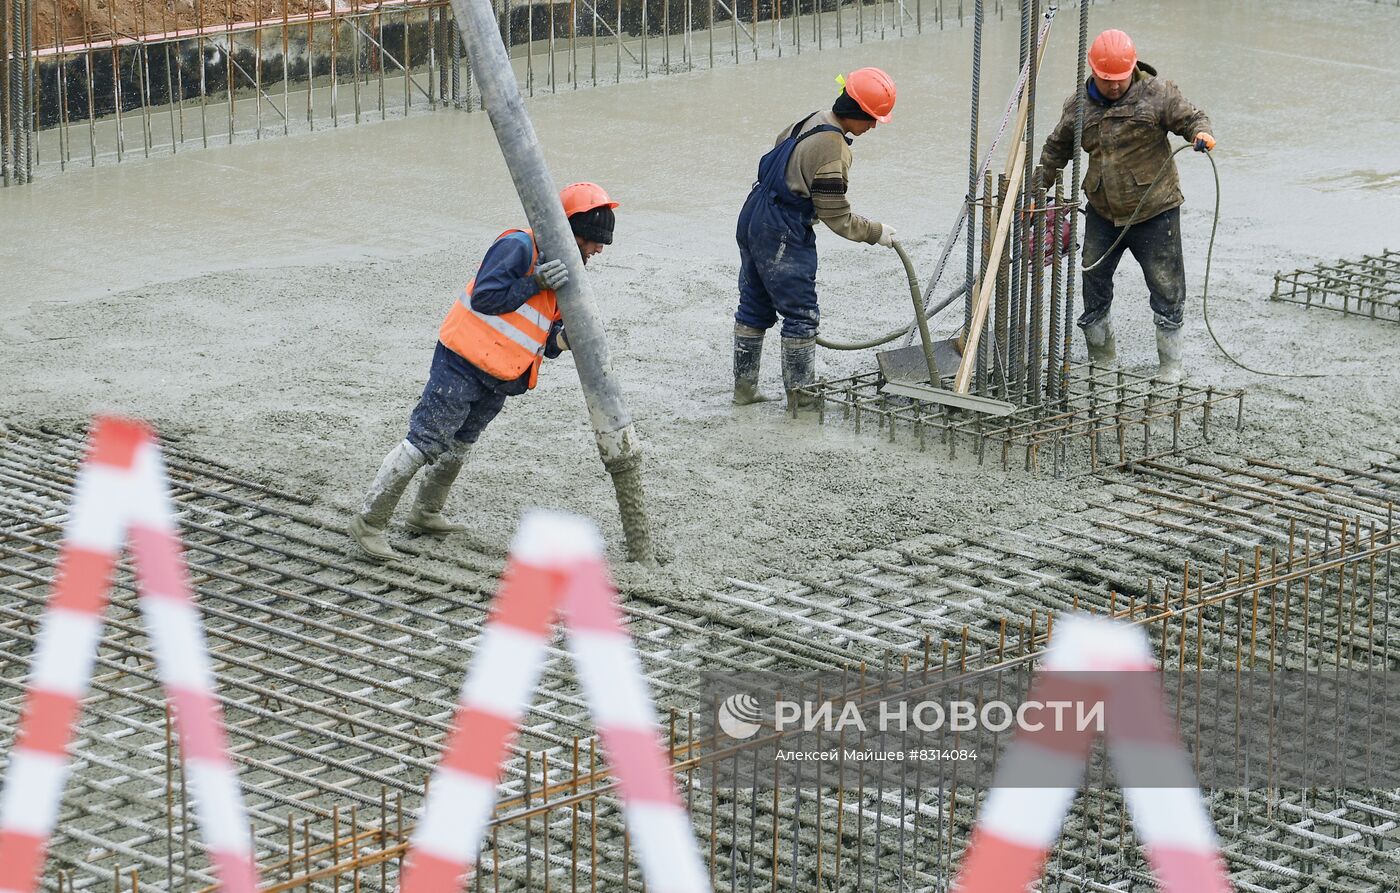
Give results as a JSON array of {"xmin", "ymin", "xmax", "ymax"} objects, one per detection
[
  {"xmin": 781, "ymin": 336, "xmax": 820, "ymax": 412},
  {"xmin": 406, "ymin": 441, "xmax": 470, "ymax": 534},
  {"xmin": 1155, "ymin": 326, "xmax": 1185, "ymax": 384},
  {"xmin": 1082, "ymin": 315, "xmax": 1118, "ymax": 366},
  {"xmin": 733, "ymin": 324, "xmax": 774, "ymax": 405},
  {"xmin": 349, "ymin": 439, "xmax": 426, "ymax": 561}
]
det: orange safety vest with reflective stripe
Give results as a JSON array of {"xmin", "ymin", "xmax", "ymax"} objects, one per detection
[{"xmin": 439, "ymin": 229, "xmax": 561, "ymax": 390}]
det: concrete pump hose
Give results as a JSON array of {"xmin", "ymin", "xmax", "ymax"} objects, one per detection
[
  {"xmin": 1083, "ymin": 144, "xmax": 1324, "ymax": 380},
  {"xmin": 816, "ymin": 241, "xmax": 966, "ymax": 351}
]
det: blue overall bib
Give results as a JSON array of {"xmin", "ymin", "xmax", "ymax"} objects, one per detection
[{"xmin": 735, "ymin": 116, "xmax": 848, "ymax": 339}]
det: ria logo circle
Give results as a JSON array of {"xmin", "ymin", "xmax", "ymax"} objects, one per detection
[{"xmin": 717, "ymin": 693, "xmax": 763, "ymax": 739}]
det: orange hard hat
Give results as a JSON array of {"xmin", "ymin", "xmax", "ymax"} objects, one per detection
[
  {"xmin": 559, "ymin": 181, "xmax": 619, "ymax": 218},
  {"xmin": 842, "ymin": 67, "xmax": 896, "ymax": 123},
  {"xmin": 1088, "ymin": 29, "xmax": 1137, "ymax": 81}
]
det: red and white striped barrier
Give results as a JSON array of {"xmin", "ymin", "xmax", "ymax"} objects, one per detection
[
  {"xmin": 953, "ymin": 614, "xmax": 1231, "ymax": 893},
  {"xmin": 0, "ymin": 417, "xmax": 256, "ymax": 893},
  {"xmin": 401, "ymin": 510, "xmax": 709, "ymax": 893}
]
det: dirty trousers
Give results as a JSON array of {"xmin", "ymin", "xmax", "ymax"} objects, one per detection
[
  {"xmin": 406, "ymin": 342, "xmax": 508, "ymax": 461},
  {"xmin": 735, "ymin": 207, "xmax": 821, "ymax": 339},
  {"xmin": 1078, "ymin": 205, "xmax": 1186, "ymax": 332}
]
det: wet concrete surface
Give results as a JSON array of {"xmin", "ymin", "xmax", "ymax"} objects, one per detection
[{"xmin": 2, "ymin": 0, "xmax": 1398, "ymax": 577}]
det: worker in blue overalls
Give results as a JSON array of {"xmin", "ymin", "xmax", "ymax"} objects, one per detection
[{"xmin": 733, "ymin": 67, "xmax": 899, "ymax": 409}]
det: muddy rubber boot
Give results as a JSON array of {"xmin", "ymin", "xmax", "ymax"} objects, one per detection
[
  {"xmin": 781, "ymin": 336, "xmax": 820, "ymax": 413},
  {"xmin": 406, "ymin": 442, "xmax": 470, "ymax": 534},
  {"xmin": 1155, "ymin": 326, "xmax": 1185, "ymax": 384},
  {"xmin": 349, "ymin": 439, "xmax": 427, "ymax": 561},
  {"xmin": 732, "ymin": 324, "xmax": 775, "ymax": 405},
  {"xmin": 1082, "ymin": 315, "xmax": 1118, "ymax": 366}
]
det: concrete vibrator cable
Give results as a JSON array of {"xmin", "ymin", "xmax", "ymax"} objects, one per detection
[
  {"xmin": 825, "ymin": 146, "xmax": 1338, "ymax": 382},
  {"xmin": 1081, "ymin": 144, "xmax": 1325, "ymax": 380},
  {"xmin": 815, "ymin": 242, "xmax": 965, "ymax": 351}
]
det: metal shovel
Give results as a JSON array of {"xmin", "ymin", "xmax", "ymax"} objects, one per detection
[{"xmin": 876, "ymin": 241, "xmax": 1016, "ymax": 417}]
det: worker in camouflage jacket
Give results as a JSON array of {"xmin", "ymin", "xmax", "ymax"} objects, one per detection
[{"xmin": 1033, "ymin": 29, "xmax": 1215, "ymax": 383}]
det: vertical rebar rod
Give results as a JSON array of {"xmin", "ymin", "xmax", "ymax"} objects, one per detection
[
  {"xmin": 330, "ymin": 2, "xmax": 341, "ymax": 124},
  {"xmin": 991, "ymin": 174, "xmax": 1008, "ymax": 398},
  {"xmin": 2, "ymin": 0, "xmax": 12, "ymax": 186},
  {"xmin": 454, "ymin": 10, "xmax": 463, "ymax": 106},
  {"xmin": 1023, "ymin": 0, "xmax": 1042, "ymax": 400},
  {"xmin": 996, "ymin": 174, "xmax": 1013, "ymax": 398},
  {"xmin": 733, "ymin": 0, "xmax": 739, "ymax": 61},
  {"xmin": 10, "ymin": 0, "xmax": 17, "ymax": 179},
  {"xmin": 59, "ymin": 0, "xmax": 75, "ymax": 166},
  {"xmin": 224, "ymin": 1, "xmax": 234, "ymax": 144},
  {"xmin": 376, "ymin": 6, "xmax": 385, "ymax": 118},
  {"xmin": 24, "ymin": 0, "xmax": 33, "ymax": 177},
  {"xmin": 1008, "ymin": 0, "xmax": 1028, "ymax": 400},
  {"xmin": 1028, "ymin": 184, "xmax": 1045, "ymax": 402},
  {"xmin": 195, "ymin": 0, "xmax": 207, "ymax": 146},
  {"xmin": 164, "ymin": 706, "xmax": 174, "ymax": 886},
  {"xmin": 439, "ymin": 5, "xmax": 449, "ymax": 105},
  {"xmin": 138, "ymin": 12, "xmax": 155, "ymax": 156},
  {"xmin": 255, "ymin": 3, "xmax": 265, "ymax": 136},
  {"xmin": 351, "ymin": 0, "xmax": 361, "ymax": 123},
  {"xmin": 162, "ymin": 5, "xmax": 178, "ymax": 154},
  {"xmin": 1063, "ymin": 0, "xmax": 1086, "ymax": 408},
  {"xmin": 1046, "ymin": 174, "xmax": 1064, "ymax": 402},
  {"xmin": 708, "ymin": 0, "xmax": 714, "ymax": 67},
  {"xmin": 108, "ymin": 0, "xmax": 120, "ymax": 160},
  {"xmin": 82, "ymin": 1, "xmax": 95, "ymax": 163},
  {"xmin": 966, "ymin": 0, "xmax": 983, "ymax": 389},
  {"xmin": 978, "ymin": 167, "xmax": 993, "ymax": 397}
]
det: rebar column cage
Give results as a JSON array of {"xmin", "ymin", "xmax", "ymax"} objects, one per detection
[
  {"xmin": 1271, "ymin": 248, "xmax": 1400, "ymax": 324},
  {"xmin": 793, "ymin": 362, "xmax": 1246, "ymax": 476}
]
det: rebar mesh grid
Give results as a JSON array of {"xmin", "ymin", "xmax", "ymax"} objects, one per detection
[
  {"xmin": 3, "ymin": 423, "xmax": 1399, "ymax": 893},
  {"xmin": 1271, "ymin": 248, "xmax": 1400, "ymax": 324},
  {"xmin": 792, "ymin": 362, "xmax": 1246, "ymax": 475},
  {"xmin": 0, "ymin": 422, "xmax": 716, "ymax": 891}
]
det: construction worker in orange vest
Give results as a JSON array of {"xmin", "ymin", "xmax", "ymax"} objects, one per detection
[{"xmin": 348, "ymin": 182, "xmax": 619, "ymax": 561}]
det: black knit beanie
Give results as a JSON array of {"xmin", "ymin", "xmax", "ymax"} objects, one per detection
[
  {"xmin": 832, "ymin": 89, "xmax": 874, "ymax": 121},
  {"xmin": 569, "ymin": 206, "xmax": 615, "ymax": 245}
]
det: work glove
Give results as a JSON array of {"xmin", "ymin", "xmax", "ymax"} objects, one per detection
[
  {"xmin": 1193, "ymin": 132, "xmax": 1216, "ymax": 153},
  {"xmin": 876, "ymin": 224, "xmax": 898, "ymax": 248},
  {"xmin": 557, "ymin": 330, "xmax": 570, "ymax": 352},
  {"xmin": 532, "ymin": 258, "xmax": 569, "ymax": 291}
]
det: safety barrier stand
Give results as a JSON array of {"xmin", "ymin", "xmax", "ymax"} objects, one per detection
[
  {"xmin": 0, "ymin": 417, "xmax": 257, "ymax": 893},
  {"xmin": 953, "ymin": 614, "xmax": 1232, "ymax": 893},
  {"xmin": 401, "ymin": 509, "xmax": 710, "ymax": 893}
]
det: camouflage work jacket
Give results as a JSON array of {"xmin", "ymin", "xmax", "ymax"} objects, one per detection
[{"xmin": 1034, "ymin": 62, "xmax": 1212, "ymax": 226}]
